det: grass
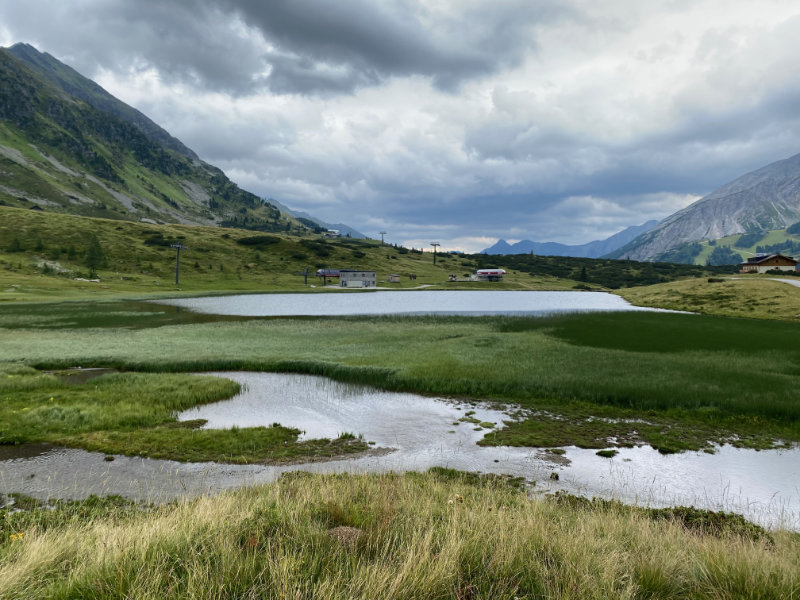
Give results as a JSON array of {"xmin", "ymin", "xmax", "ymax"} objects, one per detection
[
  {"xmin": 0, "ymin": 471, "xmax": 797, "ymax": 599},
  {"xmin": 74, "ymin": 425, "xmax": 369, "ymax": 464},
  {"xmin": 2, "ymin": 309, "xmax": 800, "ymax": 452},
  {"xmin": 693, "ymin": 226, "xmax": 800, "ymax": 265},
  {"xmin": 0, "ymin": 205, "xmax": 583, "ymax": 303},
  {"xmin": 618, "ymin": 276, "xmax": 800, "ymax": 320},
  {"xmin": 0, "ymin": 365, "xmax": 368, "ymax": 463}
]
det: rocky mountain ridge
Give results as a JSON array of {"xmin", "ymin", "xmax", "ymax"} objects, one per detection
[{"xmin": 609, "ymin": 152, "xmax": 800, "ymax": 261}]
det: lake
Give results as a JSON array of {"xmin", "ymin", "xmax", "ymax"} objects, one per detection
[
  {"xmin": 156, "ymin": 290, "xmax": 667, "ymax": 317},
  {"xmin": 3, "ymin": 372, "xmax": 797, "ymax": 530}
]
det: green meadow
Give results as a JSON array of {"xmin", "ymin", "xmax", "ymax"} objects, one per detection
[{"xmin": 1, "ymin": 303, "xmax": 799, "ymax": 454}]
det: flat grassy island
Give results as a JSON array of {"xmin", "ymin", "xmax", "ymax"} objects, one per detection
[{"xmin": 0, "ymin": 364, "xmax": 369, "ymax": 463}]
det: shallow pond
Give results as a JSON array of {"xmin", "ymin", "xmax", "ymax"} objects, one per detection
[
  {"xmin": 156, "ymin": 290, "xmax": 665, "ymax": 317},
  {"xmin": 2, "ymin": 372, "xmax": 797, "ymax": 529}
]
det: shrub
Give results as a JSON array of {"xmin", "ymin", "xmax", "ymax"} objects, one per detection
[{"xmin": 236, "ymin": 235, "xmax": 281, "ymax": 247}]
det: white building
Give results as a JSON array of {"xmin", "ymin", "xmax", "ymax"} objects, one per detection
[{"xmin": 339, "ymin": 270, "xmax": 377, "ymax": 288}]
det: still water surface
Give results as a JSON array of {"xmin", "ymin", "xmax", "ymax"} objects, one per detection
[
  {"xmin": 157, "ymin": 290, "xmax": 663, "ymax": 317},
  {"xmin": 2, "ymin": 372, "xmax": 797, "ymax": 529}
]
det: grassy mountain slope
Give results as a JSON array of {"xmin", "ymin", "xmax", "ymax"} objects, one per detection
[
  {"xmin": 0, "ymin": 207, "xmax": 748, "ymax": 303},
  {"xmin": 0, "ymin": 206, "xmax": 494, "ymax": 300},
  {"xmin": 653, "ymin": 225, "xmax": 800, "ymax": 265},
  {"xmin": 7, "ymin": 43, "xmax": 197, "ymax": 160},
  {"xmin": 0, "ymin": 46, "xmax": 294, "ymax": 231}
]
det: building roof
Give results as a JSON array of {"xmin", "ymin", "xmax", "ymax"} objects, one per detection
[{"xmin": 742, "ymin": 253, "xmax": 797, "ymax": 265}]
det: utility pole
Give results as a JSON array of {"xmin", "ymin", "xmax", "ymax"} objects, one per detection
[
  {"xmin": 431, "ymin": 242, "xmax": 440, "ymax": 265},
  {"xmin": 170, "ymin": 243, "xmax": 187, "ymax": 285},
  {"xmin": 379, "ymin": 231, "xmax": 387, "ymax": 246}
]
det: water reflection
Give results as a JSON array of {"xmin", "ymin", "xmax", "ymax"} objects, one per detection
[
  {"xmin": 1, "ymin": 372, "xmax": 797, "ymax": 530},
  {"xmin": 157, "ymin": 290, "xmax": 667, "ymax": 317}
]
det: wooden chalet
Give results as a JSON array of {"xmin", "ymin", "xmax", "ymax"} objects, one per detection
[{"xmin": 739, "ymin": 253, "xmax": 798, "ymax": 274}]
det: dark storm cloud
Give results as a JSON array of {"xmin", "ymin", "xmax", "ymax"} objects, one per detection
[
  {"xmin": 0, "ymin": 0, "xmax": 565, "ymax": 95},
  {"xmin": 225, "ymin": 0, "xmax": 564, "ymax": 94},
  {"xmin": 0, "ymin": 0, "xmax": 267, "ymax": 94}
]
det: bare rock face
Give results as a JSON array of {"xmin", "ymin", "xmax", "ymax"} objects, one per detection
[{"xmin": 612, "ymin": 152, "xmax": 800, "ymax": 261}]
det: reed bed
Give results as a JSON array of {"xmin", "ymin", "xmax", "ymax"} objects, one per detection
[{"xmin": 1, "ymin": 471, "xmax": 797, "ymax": 599}]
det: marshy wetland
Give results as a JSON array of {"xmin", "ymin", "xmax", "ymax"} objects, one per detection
[
  {"xmin": 2, "ymin": 288, "xmax": 800, "ymax": 597},
  {"xmin": 3, "ymin": 369, "xmax": 798, "ymax": 528}
]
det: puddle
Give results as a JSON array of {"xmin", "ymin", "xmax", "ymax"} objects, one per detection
[{"xmin": 1, "ymin": 372, "xmax": 798, "ymax": 529}]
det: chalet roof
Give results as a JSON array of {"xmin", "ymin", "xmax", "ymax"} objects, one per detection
[{"xmin": 741, "ymin": 253, "xmax": 797, "ymax": 265}]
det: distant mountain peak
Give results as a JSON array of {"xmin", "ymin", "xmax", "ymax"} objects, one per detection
[{"xmin": 481, "ymin": 221, "xmax": 658, "ymax": 257}]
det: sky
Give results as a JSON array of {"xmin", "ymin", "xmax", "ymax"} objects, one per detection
[{"xmin": 2, "ymin": 1, "xmax": 800, "ymax": 252}]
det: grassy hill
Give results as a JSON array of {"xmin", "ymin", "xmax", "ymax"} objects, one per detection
[{"xmin": 0, "ymin": 206, "xmax": 502, "ymax": 300}]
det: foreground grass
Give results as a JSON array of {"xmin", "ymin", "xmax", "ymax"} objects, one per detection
[
  {"xmin": 2, "ymin": 308, "xmax": 800, "ymax": 452},
  {"xmin": 1, "ymin": 471, "xmax": 797, "ymax": 599},
  {"xmin": 0, "ymin": 365, "xmax": 367, "ymax": 463},
  {"xmin": 618, "ymin": 276, "xmax": 800, "ymax": 320}
]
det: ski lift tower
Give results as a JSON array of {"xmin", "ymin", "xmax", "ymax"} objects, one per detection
[{"xmin": 170, "ymin": 243, "xmax": 188, "ymax": 285}]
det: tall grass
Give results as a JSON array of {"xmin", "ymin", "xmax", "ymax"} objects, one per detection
[
  {"xmin": 1, "ymin": 472, "xmax": 797, "ymax": 599},
  {"xmin": 0, "ymin": 370, "xmax": 240, "ymax": 444}
]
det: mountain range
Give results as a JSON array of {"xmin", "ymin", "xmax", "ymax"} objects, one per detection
[
  {"xmin": 268, "ymin": 198, "xmax": 366, "ymax": 239},
  {"xmin": 608, "ymin": 152, "xmax": 800, "ymax": 261},
  {"xmin": 481, "ymin": 220, "xmax": 658, "ymax": 257},
  {"xmin": 484, "ymin": 150, "xmax": 800, "ymax": 262}
]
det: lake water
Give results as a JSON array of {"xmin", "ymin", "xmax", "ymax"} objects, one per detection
[
  {"xmin": 156, "ymin": 290, "xmax": 664, "ymax": 317},
  {"xmin": 2, "ymin": 372, "xmax": 797, "ymax": 530}
]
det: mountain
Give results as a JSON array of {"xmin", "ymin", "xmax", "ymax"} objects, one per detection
[
  {"xmin": 267, "ymin": 198, "xmax": 366, "ymax": 238},
  {"xmin": 608, "ymin": 152, "xmax": 800, "ymax": 261},
  {"xmin": 0, "ymin": 43, "xmax": 296, "ymax": 231},
  {"xmin": 481, "ymin": 220, "xmax": 658, "ymax": 257},
  {"xmin": 7, "ymin": 43, "xmax": 197, "ymax": 160}
]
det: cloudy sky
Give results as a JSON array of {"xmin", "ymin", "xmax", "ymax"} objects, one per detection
[{"xmin": 3, "ymin": 0, "xmax": 800, "ymax": 251}]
